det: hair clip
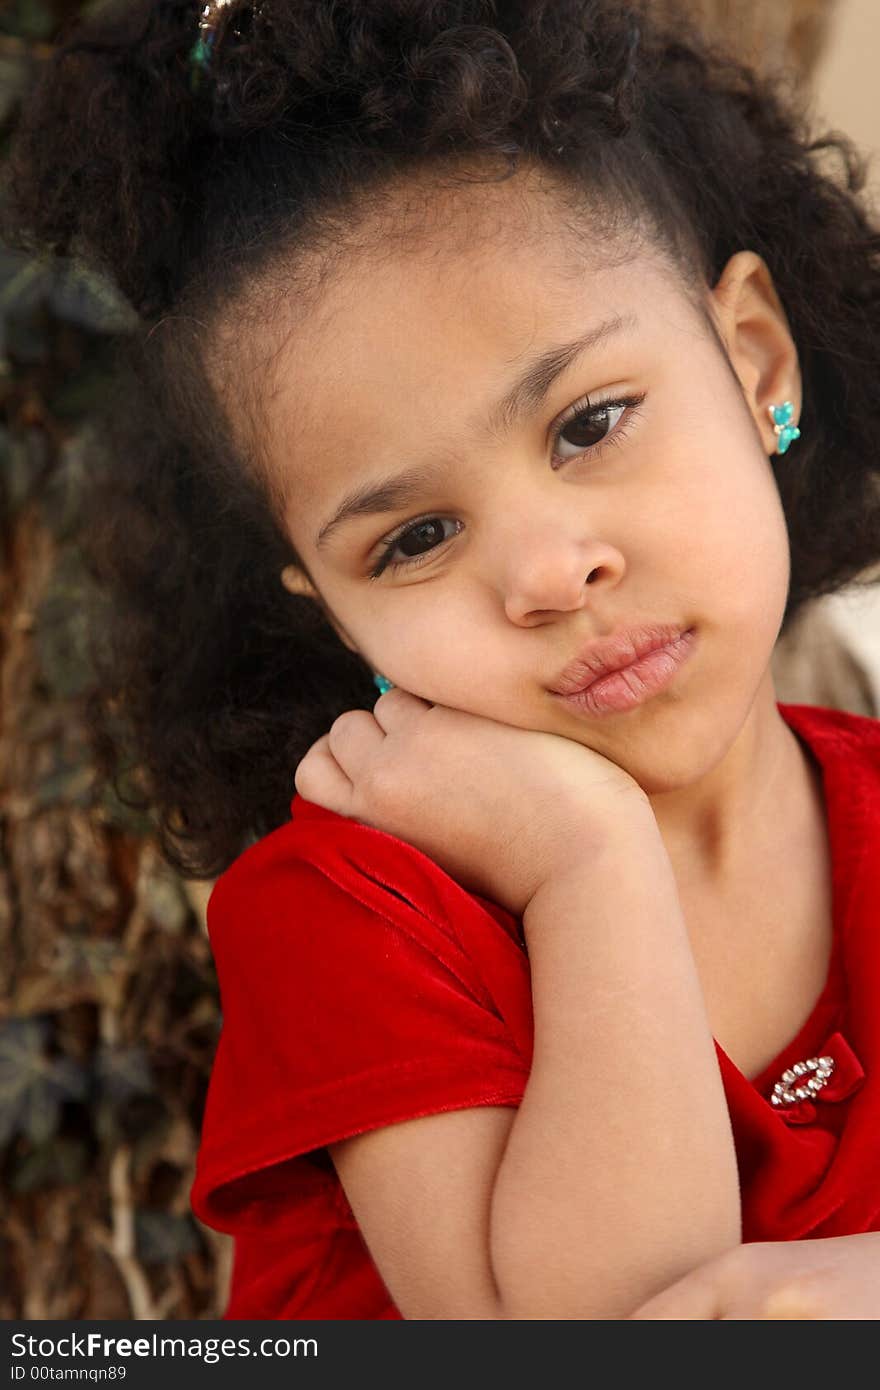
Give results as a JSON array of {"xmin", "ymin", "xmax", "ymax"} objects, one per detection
[
  {"xmin": 189, "ymin": 0, "xmax": 262, "ymax": 92},
  {"xmin": 768, "ymin": 400, "xmax": 801, "ymax": 455}
]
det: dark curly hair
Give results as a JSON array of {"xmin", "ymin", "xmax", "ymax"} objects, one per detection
[{"xmin": 4, "ymin": 0, "xmax": 880, "ymax": 879}]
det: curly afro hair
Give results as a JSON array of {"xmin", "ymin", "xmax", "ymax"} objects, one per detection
[{"xmin": 4, "ymin": 0, "xmax": 880, "ymax": 877}]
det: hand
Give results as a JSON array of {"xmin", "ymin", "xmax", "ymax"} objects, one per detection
[
  {"xmin": 627, "ymin": 1234, "xmax": 880, "ymax": 1319},
  {"xmin": 294, "ymin": 686, "xmax": 650, "ymax": 917}
]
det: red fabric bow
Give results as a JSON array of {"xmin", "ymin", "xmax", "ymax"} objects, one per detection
[{"xmin": 769, "ymin": 1031, "xmax": 865, "ymax": 1126}]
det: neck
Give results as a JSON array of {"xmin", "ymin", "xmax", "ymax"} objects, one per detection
[{"xmin": 647, "ymin": 668, "xmax": 821, "ymax": 891}]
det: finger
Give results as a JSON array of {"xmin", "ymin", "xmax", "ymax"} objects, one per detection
[
  {"xmin": 371, "ymin": 684, "xmax": 434, "ymax": 731},
  {"xmin": 627, "ymin": 1268, "xmax": 724, "ymax": 1320},
  {"xmin": 294, "ymin": 734, "xmax": 356, "ymax": 817},
  {"xmin": 325, "ymin": 707, "xmax": 389, "ymax": 782}
]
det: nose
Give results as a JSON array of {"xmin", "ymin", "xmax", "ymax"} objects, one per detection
[{"xmin": 501, "ymin": 517, "xmax": 626, "ymax": 624}]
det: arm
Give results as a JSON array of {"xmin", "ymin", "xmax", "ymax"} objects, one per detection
[
  {"xmin": 489, "ymin": 801, "xmax": 741, "ymax": 1316},
  {"xmin": 330, "ymin": 802, "xmax": 741, "ymax": 1319}
]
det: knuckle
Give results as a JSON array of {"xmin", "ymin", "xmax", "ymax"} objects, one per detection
[
  {"xmin": 293, "ymin": 745, "xmax": 320, "ymax": 792},
  {"xmin": 375, "ymin": 685, "xmax": 408, "ymax": 703},
  {"xmin": 329, "ymin": 709, "xmax": 359, "ymax": 735},
  {"xmin": 761, "ymin": 1271, "xmax": 827, "ymax": 1320},
  {"xmin": 293, "ymin": 757, "xmax": 313, "ymax": 797},
  {"xmin": 294, "ymin": 734, "xmax": 331, "ymax": 795},
  {"xmin": 327, "ymin": 708, "xmax": 369, "ymax": 746}
]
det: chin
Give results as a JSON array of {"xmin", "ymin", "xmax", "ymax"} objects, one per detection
[{"xmin": 600, "ymin": 704, "xmax": 741, "ymax": 794}]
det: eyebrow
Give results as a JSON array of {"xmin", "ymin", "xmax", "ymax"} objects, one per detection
[{"xmin": 315, "ymin": 311, "xmax": 637, "ymax": 550}]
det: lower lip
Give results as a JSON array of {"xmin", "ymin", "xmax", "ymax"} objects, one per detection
[{"xmin": 553, "ymin": 628, "xmax": 697, "ymax": 718}]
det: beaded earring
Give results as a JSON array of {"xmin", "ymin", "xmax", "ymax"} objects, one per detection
[
  {"xmin": 768, "ymin": 400, "xmax": 801, "ymax": 456},
  {"xmin": 373, "ymin": 675, "xmax": 395, "ymax": 695}
]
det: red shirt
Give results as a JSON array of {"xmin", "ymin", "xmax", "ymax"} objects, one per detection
[{"xmin": 190, "ymin": 702, "xmax": 879, "ymax": 1319}]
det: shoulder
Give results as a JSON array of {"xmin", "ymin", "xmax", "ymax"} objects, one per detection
[
  {"xmin": 780, "ymin": 704, "xmax": 880, "ymax": 859},
  {"xmin": 209, "ymin": 791, "xmax": 501, "ymax": 922},
  {"xmin": 779, "ymin": 701, "xmax": 880, "ymax": 768},
  {"xmin": 205, "ymin": 793, "xmax": 522, "ymax": 976}
]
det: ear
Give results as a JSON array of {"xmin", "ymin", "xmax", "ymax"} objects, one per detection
[
  {"xmin": 280, "ymin": 563, "xmax": 360, "ymax": 654},
  {"xmin": 708, "ymin": 250, "xmax": 802, "ymax": 456}
]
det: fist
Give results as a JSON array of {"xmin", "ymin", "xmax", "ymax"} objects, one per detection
[{"xmin": 293, "ymin": 687, "xmax": 648, "ymax": 917}]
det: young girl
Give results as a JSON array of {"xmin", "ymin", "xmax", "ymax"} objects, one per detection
[{"xmin": 8, "ymin": 0, "xmax": 880, "ymax": 1319}]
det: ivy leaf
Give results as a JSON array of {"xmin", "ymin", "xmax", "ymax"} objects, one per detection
[
  {"xmin": 0, "ymin": 1017, "xmax": 89, "ymax": 1148},
  {"xmin": 11, "ymin": 1136, "xmax": 91, "ymax": 1193},
  {"xmin": 49, "ymin": 935, "xmax": 123, "ymax": 984},
  {"xmin": 0, "ymin": 50, "xmax": 32, "ymax": 130},
  {"xmin": 47, "ymin": 261, "xmax": 137, "ymax": 336},
  {"xmin": 94, "ymin": 1044, "xmax": 153, "ymax": 1104},
  {"xmin": 0, "ymin": 248, "xmax": 54, "ymax": 316},
  {"xmin": 93, "ymin": 1045, "xmax": 157, "ymax": 1147},
  {"xmin": 135, "ymin": 1211, "xmax": 201, "ymax": 1266},
  {"xmin": 0, "ymin": 1, "xmax": 56, "ymax": 42},
  {"xmin": 34, "ymin": 546, "xmax": 98, "ymax": 698}
]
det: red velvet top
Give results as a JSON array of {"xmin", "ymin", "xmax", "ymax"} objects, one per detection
[{"xmin": 190, "ymin": 703, "xmax": 879, "ymax": 1319}]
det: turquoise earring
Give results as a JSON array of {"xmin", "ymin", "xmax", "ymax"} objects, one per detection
[
  {"xmin": 768, "ymin": 400, "xmax": 801, "ymax": 455},
  {"xmin": 373, "ymin": 674, "xmax": 394, "ymax": 694}
]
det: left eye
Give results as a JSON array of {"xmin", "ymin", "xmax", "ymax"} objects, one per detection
[{"xmin": 552, "ymin": 401, "xmax": 627, "ymax": 462}]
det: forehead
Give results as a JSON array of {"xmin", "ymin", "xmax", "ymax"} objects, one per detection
[
  {"xmin": 262, "ymin": 164, "xmax": 630, "ymax": 366},
  {"xmin": 249, "ymin": 163, "xmax": 685, "ymax": 523}
]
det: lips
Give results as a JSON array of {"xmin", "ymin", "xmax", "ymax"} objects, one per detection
[{"xmin": 550, "ymin": 623, "xmax": 693, "ymax": 696}]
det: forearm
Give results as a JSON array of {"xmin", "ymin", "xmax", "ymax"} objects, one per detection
[{"xmin": 488, "ymin": 806, "xmax": 741, "ymax": 1319}]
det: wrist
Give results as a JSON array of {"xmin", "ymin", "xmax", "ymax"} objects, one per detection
[{"xmin": 524, "ymin": 793, "xmax": 667, "ymax": 920}]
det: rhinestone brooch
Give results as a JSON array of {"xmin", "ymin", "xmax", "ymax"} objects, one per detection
[{"xmin": 770, "ymin": 1054, "xmax": 835, "ymax": 1106}]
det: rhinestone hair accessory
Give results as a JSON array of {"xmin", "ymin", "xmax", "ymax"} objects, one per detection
[{"xmin": 189, "ymin": 0, "xmax": 262, "ymax": 93}]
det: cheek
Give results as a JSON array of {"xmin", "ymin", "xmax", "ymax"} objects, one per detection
[
  {"xmin": 655, "ymin": 349, "xmax": 784, "ymax": 551},
  {"xmin": 669, "ymin": 436, "xmax": 789, "ymax": 609},
  {"xmin": 371, "ymin": 596, "xmax": 501, "ymax": 707},
  {"xmin": 390, "ymin": 599, "xmax": 477, "ymax": 665}
]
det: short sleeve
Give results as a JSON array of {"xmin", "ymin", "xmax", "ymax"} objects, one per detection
[{"xmin": 191, "ymin": 800, "xmax": 534, "ymax": 1233}]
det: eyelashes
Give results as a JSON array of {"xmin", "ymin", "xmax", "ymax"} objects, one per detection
[
  {"xmin": 368, "ymin": 391, "xmax": 646, "ymax": 580},
  {"xmin": 370, "ymin": 516, "xmax": 463, "ymax": 579}
]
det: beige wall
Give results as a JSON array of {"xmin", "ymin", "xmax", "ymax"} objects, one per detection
[
  {"xmin": 768, "ymin": 0, "xmax": 880, "ymax": 715},
  {"xmin": 811, "ymin": 0, "xmax": 879, "ymax": 208}
]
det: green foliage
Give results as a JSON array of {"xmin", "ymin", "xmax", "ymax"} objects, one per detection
[
  {"xmin": 0, "ymin": 3, "xmax": 55, "ymax": 42},
  {"xmin": 10, "ymin": 1135, "xmax": 91, "ymax": 1192},
  {"xmin": 0, "ymin": 1017, "xmax": 88, "ymax": 1147},
  {"xmin": 135, "ymin": 1211, "xmax": 202, "ymax": 1266}
]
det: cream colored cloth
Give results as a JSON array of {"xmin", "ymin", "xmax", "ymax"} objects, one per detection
[{"xmin": 772, "ymin": 579, "xmax": 880, "ymax": 718}]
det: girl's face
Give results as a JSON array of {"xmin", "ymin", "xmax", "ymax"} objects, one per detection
[{"xmin": 259, "ymin": 167, "xmax": 799, "ymax": 795}]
